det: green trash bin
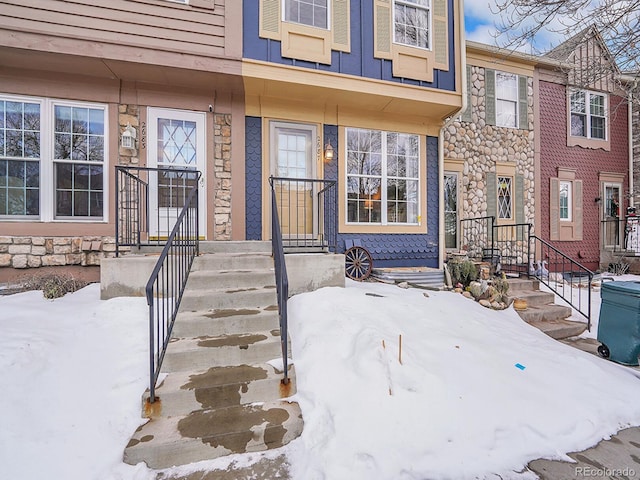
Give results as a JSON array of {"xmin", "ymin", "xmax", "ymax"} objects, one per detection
[{"xmin": 597, "ymin": 281, "xmax": 640, "ymax": 365}]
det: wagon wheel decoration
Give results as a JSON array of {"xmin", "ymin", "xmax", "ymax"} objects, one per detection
[{"xmin": 344, "ymin": 246, "xmax": 373, "ymax": 281}]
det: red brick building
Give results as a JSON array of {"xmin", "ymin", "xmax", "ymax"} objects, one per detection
[{"xmin": 537, "ymin": 28, "xmax": 631, "ymax": 271}]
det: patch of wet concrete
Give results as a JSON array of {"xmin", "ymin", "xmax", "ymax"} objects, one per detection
[
  {"xmin": 197, "ymin": 333, "xmax": 267, "ymax": 348},
  {"xmin": 181, "ymin": 365, "xmax": 269, "ymax": 409},
  {"xmin": 177, "ymin": 406, "xmax": 290, "ymax": 453}
]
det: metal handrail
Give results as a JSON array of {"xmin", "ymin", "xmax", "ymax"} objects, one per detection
[
  {"xmin": 459, "ymin": 216, "xmax": 593, "ymax": 329},
  {"xmin": 269, "ymin": 177, "xmax": 290, "ymax": 386},
  {"xmin": 144, "ymin": 171, "xmax": 201, "ymax": 403},
  {"xmin": 269, "ymin": 176, "xmax": 338, "ymax": 252},
  {"xmin": 493, "ymin": 222, "xmax": 532, "ymax": 277},
  {"xmin": 530, "ymin": 235, "xmax": 593, "ymax": 330},
  {"xmin": 115, "ymin": 165, "xmax": 200, "ymax": 255}
]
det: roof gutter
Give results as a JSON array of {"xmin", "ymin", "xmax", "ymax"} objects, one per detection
[{"xmin": 438, "ymin": 1, "xmax": 467, "ymax": 269}]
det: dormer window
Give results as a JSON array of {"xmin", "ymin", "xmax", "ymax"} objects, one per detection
[
  {"xmin": 284, "ymin": 0, "xmax": 328, "ymax": 29},
  {"xmin": 394, "ymin": 0, "xmax": 430, "ymax": 49}
]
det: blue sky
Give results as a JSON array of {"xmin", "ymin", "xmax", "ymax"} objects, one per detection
[{"xmin": 463, "ymin": 0, "xmax": 568, "ymax": 53}]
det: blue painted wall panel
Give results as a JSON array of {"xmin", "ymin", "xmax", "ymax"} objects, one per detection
[
  {"xmin": 245, "ymin": 117, "xmax": 263, "ymax": 240},
  {"xmin": 243, "ymin": 0, "xmax": 456, "ymax": 92},
  {"xmin": 325, "ymin": 128, "xmax": 440, "ymax": 268}
]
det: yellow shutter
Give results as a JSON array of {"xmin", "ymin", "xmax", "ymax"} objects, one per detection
[
  {"xmin": 260, "ymin": 0, "xmax": 281, "ymax": 40},
  {"xmin": 432, "ymin": 0, "xmax": 448, "ymax": 70},
  {"xmin": 332, "ymin": 0, "xmax": 351, "ymax": 52},
  {"xmin": 374, "ymin": 0, "xmax": 392, "ymax": 59}
]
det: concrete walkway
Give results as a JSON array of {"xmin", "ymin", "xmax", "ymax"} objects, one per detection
[
  {"xmin": 526, "ymin": 336, "xmax": 640, "ymax": 479},
  {"xmin": 158, "ymin": 333, "xmax": 640, "ymax": 480}
]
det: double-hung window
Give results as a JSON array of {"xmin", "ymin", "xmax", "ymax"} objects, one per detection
[
  {"xmin": 0, "ymin": 99, "xmax": 40, "ymax": 217},
  {"xmin": 394, "ymin": 0, "xmax": 430, "ymax": 49},
  {"xmin": 496, "ymin": 72, "xmax": 518, "ymax": 128},
  {"xmin": 0, "ymin": 95, "xmax": 107, "ymax": 221},
  {"xmin": 284, "ymin": 0, "xmax": 328, "ymax": 29},
  {"xmin": 570, "ymin": 90, "xmax": 607, "ymax": 140},
  {"xmin": 346, "ymin": 128, "xmax": 420, "ymax": 225}
]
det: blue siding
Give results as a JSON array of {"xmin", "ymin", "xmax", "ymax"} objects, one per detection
[
  {"xmin": 245, "ymin": 116, "xmax": 263, "ymax": 240},
  {"xmin": 243, "ymin": 0, "xmax": 457, "ymax": 92},
  {"xmin": 326, "ymin": 130, "xmax": 440, "ymax": 268}
]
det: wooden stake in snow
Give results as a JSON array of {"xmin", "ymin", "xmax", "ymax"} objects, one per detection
[
  {"xmin": 399, "ymin": 334, "xmax": 403, "ymax": 365},
  {"xmin": 382, "ymin": 339, "xmax": 393, "ymax": 395}
]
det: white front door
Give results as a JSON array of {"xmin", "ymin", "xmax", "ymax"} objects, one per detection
[
  {"xmin": 269, "ymin": 121, "xmax": 318, "ymax": 239},
  {"xmin": 147, "ymin": 108, "xmax": 206, "ymax": 239}
]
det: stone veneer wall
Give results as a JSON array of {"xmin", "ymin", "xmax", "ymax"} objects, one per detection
[
  {"xmin": 213, "ymin": 113, "xmax": 232, "ymax": 240},
  {"xmin": 443, "ymin": 65, "xmax": 536, "ymax": 225},
  {"xmin": 0, "ymin": 236, "xmax": 116, "ymax": 269}
]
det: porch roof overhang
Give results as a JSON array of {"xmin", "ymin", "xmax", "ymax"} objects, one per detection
[
  {"xmin": 0, "ymin": 45, "xmax": 244, "ymax": 93},
  {"xmin": 242, "ymin": 59, "xmax": 463, "ymax": 129}
]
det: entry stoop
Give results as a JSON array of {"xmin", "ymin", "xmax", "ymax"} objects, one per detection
[
  {"xmin": 123, "ymin": 241, "xmax": 303, "ymax": 469},
  {"xmin": 507, "ymin": 277, "xmax": 587, "ymax": 339}
]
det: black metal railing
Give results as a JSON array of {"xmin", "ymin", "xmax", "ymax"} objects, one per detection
[
  {"xmin": 270, "ymin": 176, "xmax": 337, "ymax": 252},
  {"xmin": 115, "ymin": 166, "xmax": 149, "ymax": 256},
  {"xmin": 115, "ymin": 166, "xmax": 201, "ymax": 257},
  {"xmin": 269, "ymin": 178, "xmax": 290, "ymax": 386},
  {"xmin": 601, "ymin": 217, "xmax": 640, "ymax": 254},
  {"xmin": 144, "ymin": 171, "xmax": 201, "ymax": 403},
  {"xmin": 460, "ymin": 216, "xmax": 494, "ymax": 260},
  {"xmin": 493, "ymin": 223, "xmax": 532, "ymax": 277},
  {"xmin": 530, "ymin": 235, "xmax": 593, "ymax": 329},
  {"xmin": 459, "ymin": 216, "xmax": 593, "ymax": 329}
]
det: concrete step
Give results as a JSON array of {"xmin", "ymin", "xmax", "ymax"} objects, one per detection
[
  {"xmin": 515, "ymin": 303, "xmax": 573, "ymax": 323},
  {"xmin": 198, "ymin": 241, "xmax": 272, "ymax": 255},
  {"xmin": 145, "ymin": 363, "xmax": 296, "ymax": 417},
  {"xmin": 179, "ymin": 286, "xmax": 278, "ymax": 312},
  {"xmin": 191, "ymin": 253, "xmax": 274, "ymax": 272},
  {"xmin": 186, "ymin": 269, "xmax": 276, "ymax": 290},
  {"xmin": 507, "ymin": 289, "xmax": 555, "ymax": 308},
  {"xmin": 173, "ymin": 307, "xmax": 280, "ymax": 338},
  {"xmin": 529, "ymin": 318, "xmax": 588, "ymax": 340},
  {"xmin": 162, "ymin": 331, "xmax": 286, "ymax": 372},
  {"xmin": 124, "ymin": 400, "xmax": 303, "ymax": 469},
  {"xmin": 506, "ymin": 277, "xmax": 540, "ymax": 292}
]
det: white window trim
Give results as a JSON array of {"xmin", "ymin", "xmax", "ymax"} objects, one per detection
[
  {"xmin": 495, "ymin": 71, "xmax": 519, "ymax": 129},
  {"xmin": 345, "ymin": 128, "xmax": 421, "ymax": 226},
  {"xmin": 0, "ymin": 93, "xmax": 109, "ymax": 223},
  {"xmin": 570, "ymin": 89, "xmax": 608, "ymax": 141},
  {"xmin": 392, "ymin": 0, "xmax": 432, "ymax": 51},
  {"xmin": 269, "ymin": 120, "xmax": 318, "ymax": 178},
  {"xmin": 559, "ymin": 180, "xmax": 572, "ymax": 222},
  {"xmin": 282, "ymin": 0, "xmax": 331, "ymax": 30}
]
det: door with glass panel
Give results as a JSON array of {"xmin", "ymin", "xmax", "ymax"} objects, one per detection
[
  {"xmin": 148, "ymin": 108, "xmax": 205, "ymax": 239},
  {"xmin": 603, "ymin": 183, "xmax": 621, "ymax": 248},
  {"xmin": 444, "ymin": 172, "xmax": 458, "ymax": 249},
  {"xmin": 270, "ymin": 122, "xmax": 317, "ymax": 240}
]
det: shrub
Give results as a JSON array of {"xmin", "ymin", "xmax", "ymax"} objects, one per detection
[
  {"xmin": 447, "ymin": 257, "xmax": 478, "ymax": 288},
  {"xmin": 24, "ymin": 274, "xmax": 88, "ymax": 299}
]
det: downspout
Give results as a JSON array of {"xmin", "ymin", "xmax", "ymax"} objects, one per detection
[
  {"xmin": 629, "ymin": 89, "xmax": 634, "ymax": 208},
  {"xmin": 438, "ymin": 0, "xmax": 467, "ymax": 269}
]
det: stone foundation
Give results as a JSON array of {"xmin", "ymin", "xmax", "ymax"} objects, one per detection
[{"xmin": 0, "ymin": 236, "xmax": 118, "ymax": 271}]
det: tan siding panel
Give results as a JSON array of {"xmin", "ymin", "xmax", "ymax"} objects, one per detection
[
  {"xmin": 2, "ymin": 16, "xmax": 225, "ymax": 57},
  {"xmin": 0, "ymin": 0, "xmax": 226, "ymax": 54}
]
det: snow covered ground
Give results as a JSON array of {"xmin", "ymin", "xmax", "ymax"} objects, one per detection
[{"xmin": 2, "ymin": 277, "xmax": 640, "ymax": 480}]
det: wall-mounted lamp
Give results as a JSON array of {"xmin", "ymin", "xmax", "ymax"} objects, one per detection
[
  {"xmin": 324, "ymin": 142, "xmax": 334, "ymax": 162},
  {"xmin": 121, "ymin": 123, "xmax": 137, "ymax": 150}
]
